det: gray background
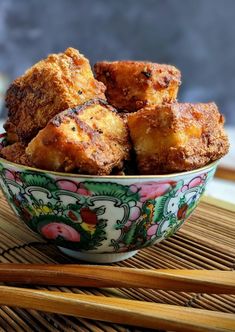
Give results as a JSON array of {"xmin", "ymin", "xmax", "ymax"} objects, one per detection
[{"xmin": 0, "ymin": 0, "xmax": 234, "ymax": 123}]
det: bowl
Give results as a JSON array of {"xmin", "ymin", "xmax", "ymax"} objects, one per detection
[{"xmin": 0, "ymin": 133, "xmax": 218, "ymax": 263}]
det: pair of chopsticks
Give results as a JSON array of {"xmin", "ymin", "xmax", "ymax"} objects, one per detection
[{"xmin": 0, "ymin": 264, "xmax": 235, "ymax": 331}]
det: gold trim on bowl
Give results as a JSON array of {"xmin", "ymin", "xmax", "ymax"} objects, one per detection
[{"xmin": 0, "ymin": 156, "xmax": 219, "ymax": 179}]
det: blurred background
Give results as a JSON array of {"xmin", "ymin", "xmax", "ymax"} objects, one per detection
[
  {"xmin": 0, "ymin": 0, "xmax": 234, "ymax": 201},
  {"xmin": 0, "ymin": 0, "xmax": 235, "ymax": 123}
]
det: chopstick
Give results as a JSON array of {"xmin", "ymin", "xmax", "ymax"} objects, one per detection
[
  {"xmin": 0, "ymin": 263, "xmax": 235, "ymax": 294},
  {"xmin": 0, "ymin": 285, "xmax": 235, "ymax": 332}
]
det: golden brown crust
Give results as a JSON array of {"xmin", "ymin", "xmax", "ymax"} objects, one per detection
[
  {"xmin": 127, "ymin": 102, "xmax": 229, "ymax": 174},
  {"xmin": 0, "ymin": 142, "xmax": 32, "ymax": 166},
  {"xmin": 5, "ymin": 47, "xmax": 106, "ymax": 143},
  {"xmin": 94, "ymin": 61, "xmax": 181, "ymax": 112},
  {"xmin": 26, "ymin": 99, "xmax": 130, "ymax": 175},
  {"xmin": 3, "ymin": 119, "xmax": 19, "ymax": 144}
]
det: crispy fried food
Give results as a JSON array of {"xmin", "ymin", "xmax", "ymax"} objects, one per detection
[
  {"xmin": 127, "ymin": 103, "xmax": 229, "ymax": 174},
  {"xmin": 3, "ymin": 119, "xmax": 19, "ymax": 144},
  {"xmin": 0, "ymin": 142, "xmax": 32, "ymax": 166},
  {"xmin": 5, "ymin": 47, "xmax": 106, "ymax": 143},
  {"xmin": 26, "ymin": 99, "xmax": 130, "ymax": 175},
  {"xmin": 94, "ymin": 61, "xmax": 181, "ymax": 112}
]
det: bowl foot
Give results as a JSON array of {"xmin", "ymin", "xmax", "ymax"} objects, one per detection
[{"xmin": 58, "ymin": 247, "xmax": 138, "ymax": 263}]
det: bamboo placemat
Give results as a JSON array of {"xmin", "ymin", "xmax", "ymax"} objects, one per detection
[{"xmin": 0, "ymin": 192, "xmax": 235, "ymax": 332}]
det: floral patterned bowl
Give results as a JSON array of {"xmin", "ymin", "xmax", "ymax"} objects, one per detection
[{"xmin": 0, "ymin": 134, "xmax": 218, "ymax": 263}]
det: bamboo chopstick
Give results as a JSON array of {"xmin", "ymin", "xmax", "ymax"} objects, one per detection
[
  {"xmin": 0, "ymin": 264, "xmax": 235, "ymax": 294},
  {"xmin": 0, "ymin": 285, "xmax": 235, "ymax": 332}
]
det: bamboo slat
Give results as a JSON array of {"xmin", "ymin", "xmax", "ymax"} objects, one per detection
[{"xmin": 0, "ymin": 192, "xmax": 235, "ymax": 331}]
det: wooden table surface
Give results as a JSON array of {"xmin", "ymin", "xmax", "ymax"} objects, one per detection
[{"xmin": 0, "ymin": 192, "xmax": 235, "ymax": 331}]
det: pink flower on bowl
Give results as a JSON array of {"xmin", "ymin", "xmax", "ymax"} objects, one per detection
[
  {"xmin": 129, "ymin": 203, "xmax": 142, "ymax": 221},
  {"xmin": 131, "ymin": 181, "xmax": 176, "ymax": 202},
  {"xmin": 147, "ymin": 224, "xmax": 159, "ymax": 239},
  {"xmin": 40, "ymin": 223, "xmax": 81, "ymax": 242},
  {"xmin": 5, "ymin": 170, "xmax": 15, "ymax": 181},
  {"xmin": 56, "ymin": 180, "xmax": 77, "ymax": 192},
  {"xmin": 56, "ymin": 180, "xmax": 91, "ymax": 196},
  {"xmin": 181, "ymin": 174, "xmax": 206, "ymax": 192},
  {"xmin": 5, "ymin": 170, "xmax": 22, "ymax": 184}
]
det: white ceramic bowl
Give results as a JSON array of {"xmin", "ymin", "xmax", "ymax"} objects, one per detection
[{"xmin": 0, "ymin": 134, "xmax": 218, "ymax": 263}]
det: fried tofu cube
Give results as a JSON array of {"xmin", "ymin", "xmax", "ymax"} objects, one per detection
[
  {"xmin": 5, "ymin": 47, "xmax": 106, "ymax": 143},
  {"xmin": 94, "ymin": 61, "xmax": 181, "ymax": 112},
  {"xmin": 0, "ymin": 142, "xmax": 32, "ymax": 166},
  {"xmin": 26, "ymin": 99, "xmax": 130, "ymax": 175},
  {"xmin": 127, "ymin": 103, "xmax": 229, "ymax": 174},
  {"xmin": 3, "ymin": 120, "xmax": 19, "ymax": 144}
]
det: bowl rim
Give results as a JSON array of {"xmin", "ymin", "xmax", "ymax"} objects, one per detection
[
  {"xmin": 0, "ymin": 156, "xmax": 219, "ymax": 180},
  {"xmin": 0, "ymin": 132, "xmax": 219, "ymax": 179}
]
